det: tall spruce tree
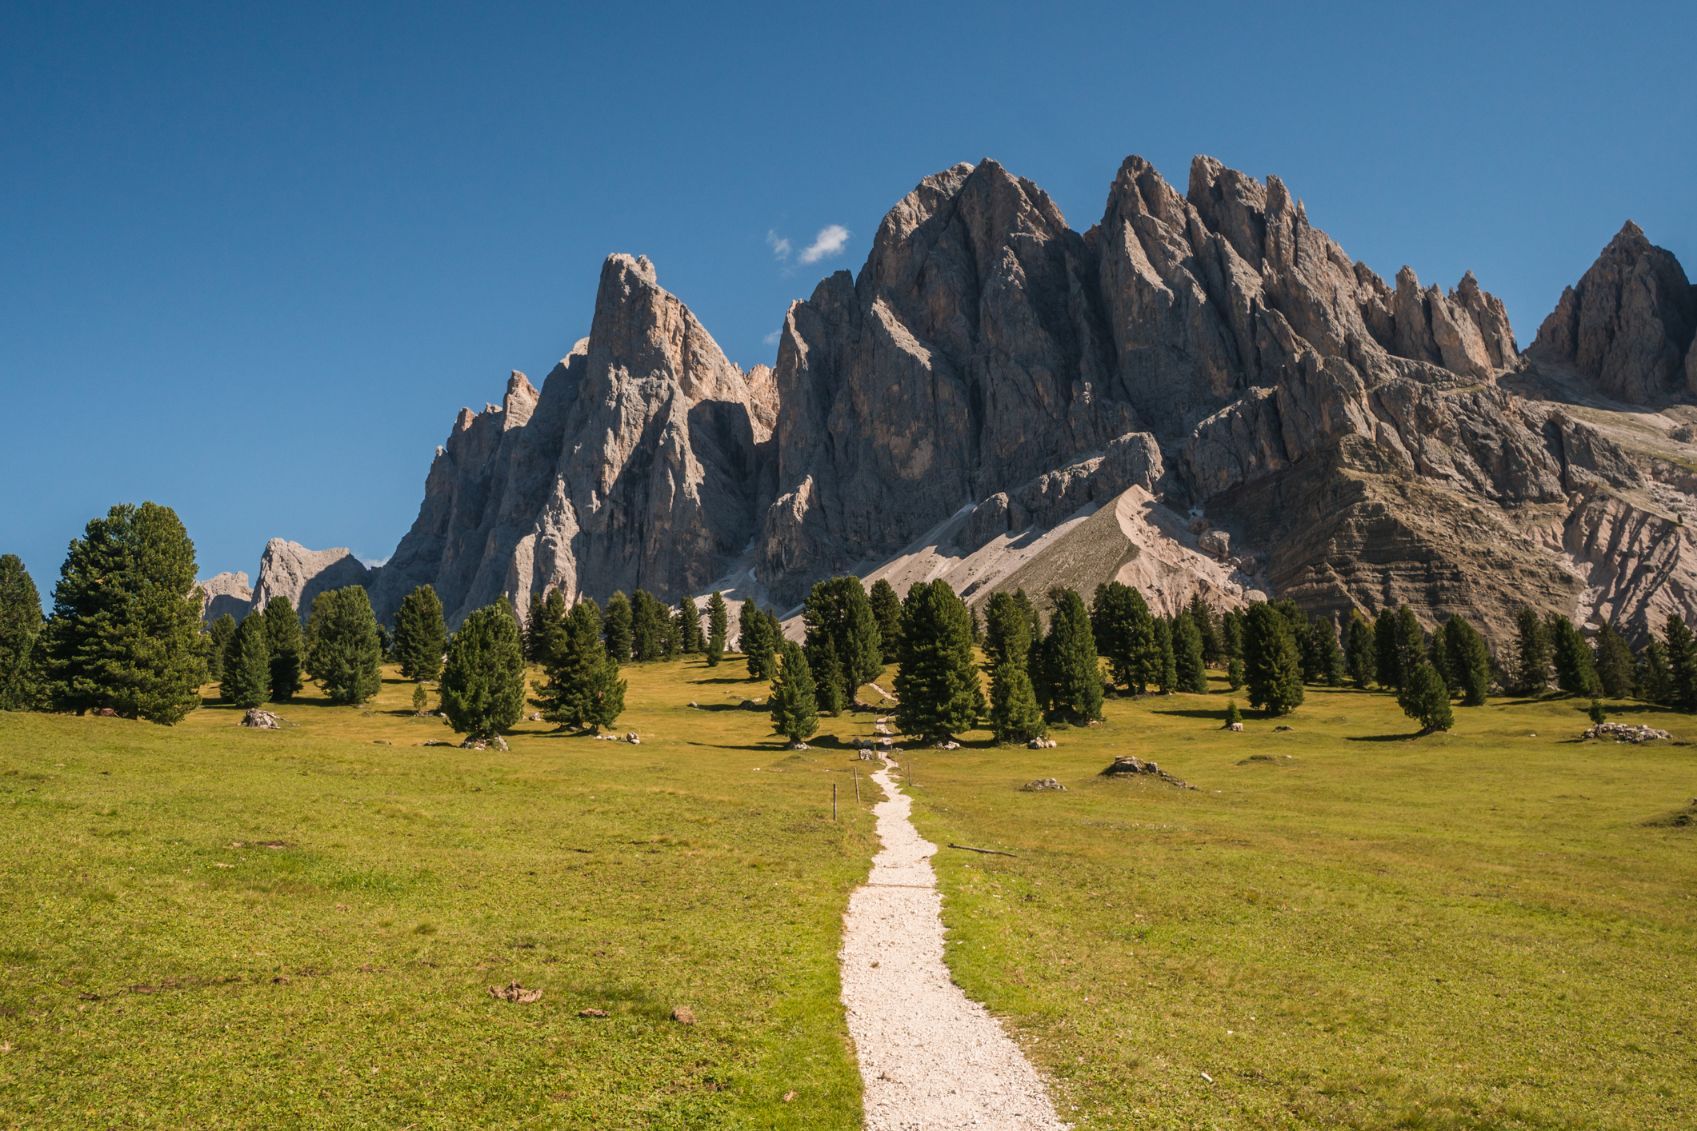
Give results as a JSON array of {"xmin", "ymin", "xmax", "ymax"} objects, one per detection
[
  {"xmin": 440, "ymin": 602, "xmax": 526, "ymax": 740},
  {"xmin": 803, "ymin": 576, "xmax": 883, "ymax": 710},
  {"xmin": 40, "ymin": 502, "xmax": 205, "ymax": 723},
  {"xmin": 629, "ymin": 590, "xmax": 670, "ymax": 661},
  {"xmin": 1091, "ymin": 582, "xmax": 1157, "ymax": 695},
  {"xmin": 869, "ymin": 579, "xmax": 903, "ymax": 664},
  {"xmin": 528, "ymin": 590, "xmax": 570, "ymax": 669},
  {"xmin": 1440, "ymin": 615, "xmax": 1492, "ymax": 706},
  {"xmin": 1304, "ymin": 617, "xmax": 1346, "ymax": 686},
  {"xmin": 603, "ymin": 591, "xmax": 633, "ymax": 663},
  {"xmin": 1547, "ymin": 614, "xmax": 1600, "ymax": 697},
  {"xmin": 533, "ymin": 598, "xmax": 625, "ymax": 732},
  {"xmin": 982, "ymin": 591, "xmax": 1034, "ymax": 669},
  {"xmin": 675, "ymin": 595, "xmax": 704, "ymax": 653},
  {"xmin": 1513, "ymin": 607, "xmax": 1551, "ymax": 696},
  {"xmin": 1374, "ymin": 607, "xmax": 1404, "ymax": 690},
  {"xmin": 1400, "ymin": 661, "xmax": 1454, "ymax": 733},
  {"xmin": 740, "ymin": 598, "xmax": 776, "ymax": 680},
  {"xmin": 1154, "ymin": 617, "xmax": 1178, "ymax": 694},
  {"xmin": 1639, "ymin": 639, "xmax": 1674, "ymax": 705},
  {"xmin": 221, "ymin": 613, "xmax": 271, "ymax": 709},
  {"xmin": 1592, "ymin": 623, "xmax": 1636, "ymax": 699},
  {"xmin": 207, "ymin": 613, "xmax": 237, "ymax": 684},
  {"xmin": 1344, "ymin": 612, "xmax": 1376, "ymax": 689},
  {"xmin": 1039, "ymin": 587, "xmax": 1102, "ymax": 724},
  {"xmin": 1187, "ymin": 594, "xmax": 1223, "ymax": 666},
  {"xmin": 768, "ymin": 640, "xmax": 819, "ymax": 744},
  {"xmin": 0, "ymin": 554, "xmax": 44, "ymax": 710},
  {"xmin": 1174, "ymin": 611, "xmax": 1208, "ymax": 693},
  {"xmin": 894, "ymin": 579, "xmax": 983, "ymax": 742},
  {"xmin": 989, "ymin": 659, "xmax": 1045, "ymax": 744},
  {"xmin": 305, "ymin": 586, "xmax": 383, "ymax": 705},
  {"xmin": 1663, "ymin": 615, "xmax": 1697, "ymax": 710},
  {"xmin": 1221, "ymin": 610, "xmax": 1246, "ymax": 690},
  {"xmin": 1394, "ymin": 607, "xmax": 1425, "ymax": 689},
  {"xmin": 705, "ymin": 592, "xmax": 728, "ymax": 666},
  {"xmin": 812, "ymin": 639, "xmax": 847, "ymax": 715},
  {"xmin": 1243, "ymin": 602, "xmax": 1304, "ymax": 717},
  {"xmin": 262, "ymin": 597, "xmax": 304, "ymax": 702},
  {"xmin": 392, "ymin": 584, "xmax": 447, "ymax": 681}
]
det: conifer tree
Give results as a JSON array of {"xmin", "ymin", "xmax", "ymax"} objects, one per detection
[
  {"xmin": 207, "ymin": 613, "xmax": 237, "ymax": 684},
  {"xmin": 1187, "ymin": 594, "xmax": 1223, "ymax": 666},
  {"xmin": 1662, "ymin": 615, "xmax": 1697, "ymax": 710},
  {"xmin": 603, "ymin": 591, "xmax": 633, "ymax": 663},
  {"xmin": 1374, "ymin": 607, "xmax": 1404, "ymax": 690},
  {"xmin": 1394, "ymin": 606, "xmax": 1425, "ymax": 689},
  {"xmin": 740, "ymin": 598, "xmax": 776, "ymax": 680},
  {"xmin": 1038, "ymin": 587, "xmax": 1102, "ymax": 724},
  {"xmin": 894, "ymin": 579, "xmax": 984, "ymax": 741},
  {"xmin": 813, "ymin": 639, "xmax": 847, "ymax": 715},
  {"xmin": 1224, "ymin": 699, "xmax": 1242, "ymax": 728},
  {"xmin": 1344, "ymin": 612, "xmax": 1376, "ymax": 689},
  {"xmin": 262, "ymin": 597, "xmax": 304, "ymax": 702},
  {"xmin": 1639, "ymin": 639, "xmax": 1674, "ymax": 705},
  {"xmin": 1303, "ymin": 617, "xmax": 1346, "ymax": 685},
  {"xmin": 305, "ymin": 586, "xmax": 382, "ymax": 705},
  {"xmin": 1174, "ymin": 611, "xmax": 1208, "ymax": 693},
  {"xmin": 1592, "ymin": 623, "xmax": 1636, "ymax": 699},
  {"xmin": 1243, "ymin": 602, "xmax": 1304, "ymax": 717},
  {"xmin": 630, "ymin": 589, "xmax": 670, "ymax": 661},
  {"xmin": 869, "ymin": 578, "xmax": 903, "ymax": 664},
  {"xmin": 440, "ymin": 602, "xmax": 526, "ymax": 740},
  {"xmin": 989, "ymin": 658, "xmax": 1045, "ymax": 744},
  {"xmin": 0, "ymin": 554, "xmax": 44, "ymax": 711},
  {"xmin": 768, "ymin": 640, "xmax": 819, "ymax": 745},
  {"xmin": 982, "ymin": 590, "xmax": 1034, "ymax": 669},
  {"xmin": 39, "ymin": 502, "xmax": 206, "ymax": 723},
  {"xmin": 1222, "ymin": 610, "xmax": 1246, "ymax": 690},
  {"xmin": 1154, "ymin": 617, "xmax": 1178, "ymax": 694},
  {"xmin": 1547, "ymin": 614, "xmax": 1600, "ymax": 697},
  {"xmin": 221, "ymin": 613, "xmax": 271, "ymax": 709},
  {"xmin": 533, "ymin": 598, "xmax": 625, "ymax": 732},
  {"xmin": 705, "ymin": 592, "xmax": 728, "ymax": 666},
  {"xmin": 1091, "ymin": 582, "xmax": 1157, "ymax": 694},
  {"xmin": 803, "ymin": 576, "xmax": 883, "ymax": 710},
  {"xmin": 676, "ymin": 595, "xmax": 704, "ymax": 653},
  {"xmin": 527, "ymin": 590, "xmax": 570, "ymax": 669},
  {"xmin": 392, "ymin": 584, "xmax": 447, "ymax": 681},
  {"xmin": 1440, "ymin": 615, "xmax": 1492, "ymax": 706},
  {"xmin": 1400, "ymin": 661, "xmax": 1454, "ymax": 733},
  {"xmin": 1513, "ymin": 607, "xmax": 1551, "ymax": 695}
]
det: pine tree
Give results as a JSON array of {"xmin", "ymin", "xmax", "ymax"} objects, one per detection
[
  {"xmin": 1174, "ymin": 612, "xmax": 1208, "ymax": 693},
  {"xmin": 1663, "ymin": 615, "xmax": 1697, "ymax": 710},
  {"xmin": 1395, "ymin": 607, "xmax": 1425, "ymax": 690},
  {"xmin": 603, "ymin": 591, "xmax": 633, "ymax": 663},
  {"xmin": 440, "ymin": 602, "xmax": 526, "ymax": 740},
  {"xmin": 982, "ymin": 591, "xmax": 1034, "ymax": 669},
  {"xmin": 392, "ymin": 585, "xmax": 447, "ymax": 681},
  {"xmin": 1344, "ymin": 612, "xmax": 1376, "ymax": 689},
  {"xmin": 1547, "ymin": 614, "xmax": 1600, "ymax": 697},
  {"xmin": 768, "ymin": 640, "xmax": 819, "ymax": 744},
  {"xmin": 1592, "ymin": 623, "xmax": 1636, "ymax": 699},
  {"xmin": 0, "ymin": 554, "xmax": 44, "ymax": 710},
  {"xmin": 1039, "ymin": 587, "xmax": 1102, "ymax": 724},
  {"xmin": 673, "ymin": 595, "xmax": 702, "ymax": 654},
  {"xmin": 528, "ymin": 590, "xmax": 570, "ymax": 669},
  {"xmin": 1224, "ymin": 700, "xmax": 1242, "ymax": 728},
  {"xmin": 533, "ymin": 598, "xmax": 625, "ymax": 732},
  {"xmin": 1440, "ymin": 615, "xmax": 1492, "ymax": 707},
  {"xmin": 869, "ymin": 578, "xmax": 903, "ymax": 664},
  {"xmin": 305, "ymin": 586, "xmax": 382, "ymax": 705},
  {"xmin": 803, "ymin": 576, "xmax": 883, "ymax": 711},
  {"xmin": 1154, "ymin": 617, "xmax": 1178, "ymax": 694},
  {"xmin": 705, "ymin": 592, "xmax": 728, "ymax": 666},
  {"xmin": 39, "ymin": 502, "xmax": 206, "ymax": 723},
  {"xmin": 894, "ymin": 579, "xmax": 984, "ymax": 742},
  {"xmin": 1303, "ymin": 617, "xmax": 1346, "ymax": 686},
  {"xmin": 1221, "ymin": 610, "xmax": 1246, "ymax": 690},
  {"xmin": 740, "ymin": 598, "xmax": 777, "ymax": 680},
  {"xmin": 1639, "ymin": 639, "xmax": 1674, "ymax": 705},
  {"xmin": 1243, "ymin": 602, "xmax": 1303, "ymax": 717},
  {"xmin": 988, "ymin": 659, "xmax": 1045, "ymax": 743},
  {"xmin": 412, "ymin": 683, "xmax": 429, "ymax": 715},
  {"xmin": 813, "ymin": 639, "xmax": 847, "ymax": 715},
  {"xmin": 630, "ymin": 590, "xmax": 670, "ymax": 661},
  {"xmin": 221, "ymin": 613, "xmax": 271, "ymax": 709},
  {"xmin": 1188, "ymin": 594, "xmax": 1223, "ymax": 666},
  {"xmin": 207, "ymin": 613, "xmax": 237, "ymax": 684},
  {"xmin": 1374, "ymin": 607, "xmax": 1404, "ymax": 690},
  {"xmin": 1513, "ymin": 607, "xmax": 1551, "ymax": 695},
  {"xmin": 1400, "ymin": 661, "xmax": 1454, "ymax": 733},
  {"xmin": 1091, "ymin": 582, "xmax": 1157, "ymax": 694},
  {"xmin": 262, "ymin": 597, "xmax": 304, "ymax": 702}
]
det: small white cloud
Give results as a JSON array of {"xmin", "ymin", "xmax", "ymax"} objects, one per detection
[
  {"xmin": 766, "ymin": 229, "xmax": 792, "ymax": 261},
  {"xmin": 763, "ymin": 330, "xmax": 781, "ymax": 347},
  {"xmin": 799, "ymin": 224, "xmax": 850, "ymax": 264},
  {"xmin": 360, "ymin": 555, "xmax": 390, "ymax": 569}
]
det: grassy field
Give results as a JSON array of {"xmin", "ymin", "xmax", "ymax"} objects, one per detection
[
  {"xmin": 905, "ymin": 680, "xmax": 1697, "ymax": 1129},
  {"xmin": 5, "ymin": 660, "xmax": 1696, "ymax": 1129},
  {"xmin": 0, "ymin": 659, "xmax": 881, "ymax": 1129}
]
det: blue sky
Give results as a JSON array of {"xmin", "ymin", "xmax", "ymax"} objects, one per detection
[{"xmin": 3, "ymin": 0, "xmax": 1694, "ymax": 595}]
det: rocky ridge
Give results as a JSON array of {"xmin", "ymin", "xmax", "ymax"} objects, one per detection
[{"xmin": 202, "ymin": 154, "xmax": 1697, "ymax": 642}]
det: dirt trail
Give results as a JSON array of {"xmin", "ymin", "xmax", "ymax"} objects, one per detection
[{"xmin": 838, "ymin": 757, "xmax": 1069, "ymax": 1130}]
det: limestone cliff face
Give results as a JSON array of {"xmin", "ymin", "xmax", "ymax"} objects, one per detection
[
  {"xmin": 368, "ymin": 254, "xmax": 764, "ymax": 625},
  {"xmin": 250, "ymin": 540, "xmax": 372, "ymax": 617}
]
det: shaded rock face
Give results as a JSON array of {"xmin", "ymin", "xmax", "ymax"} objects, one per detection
[
  {"xmin": 250, "ymin": 539, "xmax": 372, "ymax": 618},
  {"xmin": 197, "ymin": 571, "xmax": 252, "ymax": 622},
  {"xmin": 370, "ymin": 254, "xmax": 765, "ymax": 625},
  {"xmin": 1528, "ymin": 222, "xmax": 1697, "ymax": 403}
]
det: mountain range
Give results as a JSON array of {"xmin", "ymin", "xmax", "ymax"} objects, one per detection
[{"xmin": 198, "ymin": 153, "xmax": 1697, "ymax": 643}]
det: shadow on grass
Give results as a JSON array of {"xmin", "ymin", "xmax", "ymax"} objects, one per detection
[
  {"xmin": 689, "ymin": 703, "xmax": 763, "ymax": 714},
  {"xmin": 688, "ymin": 675, "xmax": 760, "ymax": 686},
  {"xmin": 1151, "ymin": 708, "xmax": 1231, "ymax": 721},
  {"xmin": 1345, "ymin": 732, "xmax": 1427, "ymax": 743}
]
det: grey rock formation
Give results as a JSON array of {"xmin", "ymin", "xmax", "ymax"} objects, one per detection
[
  {"xmin": 250, "ymin": 539, "xmax": 372, "ymax": 618},
  {"xmin": 197, "ymin": 571, "xmax": 253, "ymax": 621},
  {"xmin": 1528, "ymin": 222, "xmax": 1697, "ymax": 403},
  {"xmin": 370, "ymin": 253, "xmax": 766, "ymax": 625}
]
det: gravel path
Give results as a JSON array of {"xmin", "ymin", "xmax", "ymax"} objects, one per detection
[{"xmin": 839, "ymin": 757, "xmax": 1069, "ymax": 1130}]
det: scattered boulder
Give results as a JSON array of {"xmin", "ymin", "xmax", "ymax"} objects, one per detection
[
  {"xmin": 240, "ymin": 708, "xmax": 282, "ymax": 730},
  {"xmin": 527, "ymin": 712, "xmax": 543, "ymax": 722},
  {"xmin": 1101, "ymin": 755, "xmax": 1194, "ymax": 789},
  {"xmin": 1226, "ymin": 722, "xmax": 1244, "ymax": 732},
  {"xmin": 460, "ymin": 738, "xmax": 486, "ymax": 751},
  {"xmin": 490, "ymin": 736, "xmax": 509, "ymax": 752},
  {"xmin": 625, "ymin": 732, "xmax": 641, "ymax": 745},
  {"xmin": 1027, "ymin": 738, "xmax": 1058, "ymax": 749},
  {"xmin": 1020, "ymin": 778, "xmax": 1067, "ymax": 792},
  {"xmin": 789, "ymin": 741, "xmax": 810, "ymax": 751},
  {"xmin": 488, "ymin": 982, "xmax": 542, "ymax": 1004},
  {"xmin": 94, "ymin": 707, "xmax": 119, "ymax": 718},
  {"xmin": 857, "ymin": 749, "xmax": 876, "ymax": 761},
  {"xmin": 934, "ymin": 740, "xmax": 961, "ymax": 750},
  {"xmin": 1583, "ymin": 721, "xmax": 1672, "ymax": 743}
]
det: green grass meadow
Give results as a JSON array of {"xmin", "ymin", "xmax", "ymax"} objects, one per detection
[{"xmin": 3, "ymin": 661, "xmax": 1695, "ymax": 1128}]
